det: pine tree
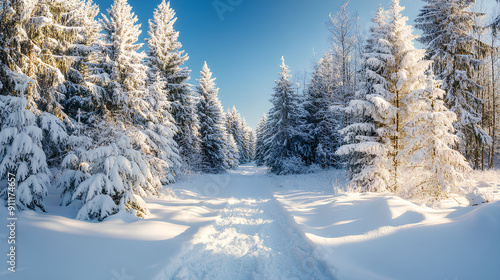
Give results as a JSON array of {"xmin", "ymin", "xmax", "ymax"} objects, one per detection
[
  {"xmin": 63, "ymin": 0, "xmax": 105, "ymax": 123},
  {"xmin": 398, "ymin": 73, "xmax": 471, "ymax": 198},
  {"xmin": 382, "ymin": 0, "xmax": 433, "ymax": 189},
  {"xmin": 100, "ymin": 0, "xmax": 147, "ymax": 117},
  {"xmin": 0, "ymin": 0, "xmax": 76, "ymax": 122},
  {"xmin": 241, "ymin": 117, "xmax": 254, "ymax": 162},
  {"xmin": 265, "ymin": 57, "xmax": 308, "ymax": 174},
  {"xmin": 223, "ymin": 131, "xmax": 240, "ymax": 169},
  {"xmin": 225, "ymin": 106, "xmax": 248, "ymax": 163},
  {"xmin": 254, "ymin": 113, "xmax": 267, "ymax": 166},
  {"xmin": 304, "ymin": 51, "xmax": 341, "ymax": 168},
  {"xmin": 57, "ymin": 111, "xmax": 92, "ymax": 206},
  {"xmin": 60, "ymin": 0, "xmax": 157, "ymax": 221},
  {"xmin": 147, "ymin": 0, "xmax": 199, "ymax": 169},
  {"xmin": 0, "ymin": 96, "xmax": 50, "ymax": 211},
  {"xmin": 338, "ymin": 0, "xmax": 433, "ymax": 191},
  {"xmin": 196, "ymin": 62, "xmax": 227, "ymax": 174},
  {"xmin": 415, "ymin": 0, "xmax": 491, "ymax": 164},
  {"xmin": 244, "ymin": 126, "xmax": 255, "ymax": 161},
  {"xmin": 0, "ymin": 0, "xmax": 40, "ymax": 108},
  {"xmin": 141, "ymin": 70, "xmax": 181, "ymax": 184},
  {"xmin": 36, "ymin": 0, "xmax": 98, "ymax": 122},
  {"xmin": 336, "ymin": 5, "xmax": 394, "ymax": 191},
  {"xmin": 71, "ymin": 124, "xmax": 153, "ymax": 221}
]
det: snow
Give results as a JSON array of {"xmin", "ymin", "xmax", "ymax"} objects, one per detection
[
  {"xmin": 275, "ymin": 169, "xmax": 500, "ymax": 280},
  {"xmin": 1, "ymin": 164, "xmax": 499, "ymax": 279}
]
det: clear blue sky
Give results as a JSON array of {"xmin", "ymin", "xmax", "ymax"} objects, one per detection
[{"xmin": 94, "ymin": 0, "xmax": 498, "ymax": 129}]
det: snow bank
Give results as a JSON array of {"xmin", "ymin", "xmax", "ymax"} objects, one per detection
[
  {"xmin": 0, "ymin": 184, "xmax": 227, "ymax": 280},
  {"xmin": 275, "ymin": 175, "xmax": 500, "ymax": 280}
]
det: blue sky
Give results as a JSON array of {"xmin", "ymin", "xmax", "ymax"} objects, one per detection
[{"xmin": 94, "ymin": 0, "xmax": 498, "ymax": 129}]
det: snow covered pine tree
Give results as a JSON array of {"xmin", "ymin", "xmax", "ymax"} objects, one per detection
[
  {"xmin": 0, "ymin": 96, "xmax": 50, "ymax": 211},
  {"xmin": 304, "ymin": 51, "xmax": 342, "ymax": 168},
  {"xmin": 336, "ymin": 5, "xmax": 394, "ymax": 192},
  {"xmin": 398, "ymin": 72, "xmax": 471, "ymax": 198},
  {"xmin": 254, "ymin": 113, "xmax": 268, "ymax": 166},
  {"xmin": 337, "ymin": 0, "xmax": 461, "ymax": 198},
  {"xmin": 60, "ymin": 0, "xmax": 156, "ymax": 221},
  {"xmin": 196, "ymin": 62, "xmax": 227, "ymax": 174},
  {"xmin": 265, "ymin": 57, "xmax": 309, "ymax": 174},
  {"xmin": 416, "ymin": 0, "xmax": 491, "ymax": 166},
  {"xmin": 147, "ymin": 0, "xmax": 200, "ymax": 170}
]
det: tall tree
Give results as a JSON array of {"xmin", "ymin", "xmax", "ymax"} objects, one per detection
[
  {"xmin": 223, "ymin": 131, "xmax": 240, "ymax": 169},
  {"xmin": 337, "ymin": 5, "xmax": 394, "ymax": 191},
  {"xmin": 384, "ymin": 0, "xmax": 433, "ymax": 189},
  {"xmin": 196, "ymin": 62, "xmax": 227, "ymax": 174},
  {"xmin": 146, "ymin": 0, "xmax": 199, "ymax": 169},
  {"xmin": 241, "ymin": 117, "xmax": 254, "ymax": 162},
  {"xmin": 327, "ymin": 0, "xmax": 358, "ymax": 128},
  {"xmin": 0, "ymin": 0, "xmax": 40, "ymax": 108},
  {"xmin": 304, "ymin": 51, "xmax": 341, "ymax": 168},
  {"xmin": 265, "ymin": 57, "xmax": 308, "ymax": 174},
  {"xmin": 415, "ymin": 0, "xmax": 491, "ymax": 166},
  {"xmin": 142, "ymin": 70, "xmax": 181, "ymax": 184},
  {"xmin": 398, "ymin": 73, "xmax": 471, "ymax": 198},
  {"xmin": 60, "ymin": 0, "xmax": 157, "ymax": 221},
  {"xmin": 100, "ymin": 0, "xmax": 147, "ymax": 118},
  {"xmin": 254, "ymin": 113, "xmax": 267, "ymax": 166},
  {"xmin": 338, "ymin": 0, "xmax": 435, "ymax": 192},
  {"xmin": 225, "ymin": 106, "xmax": 247, "ymax": 163},
  {"xmin": 63, "ymin": 0, "xmax": 105, "ymax": 123},
  {"xmin": 36, "ymin": 0, "xmax": 98, "ymax": 122}
]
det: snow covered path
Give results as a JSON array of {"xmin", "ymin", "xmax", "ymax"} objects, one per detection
[{"xmin": 157, "ymin": 164, "xmax": 334, "ymax": 280}]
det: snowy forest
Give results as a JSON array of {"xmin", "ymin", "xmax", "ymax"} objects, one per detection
[
  {"xmin": 0, "ymin": 0, "xmax": 499, "ymax": 279},
  {"xmin": 0, "ymin": 0, "xmax": 256, "ymax": 220}
]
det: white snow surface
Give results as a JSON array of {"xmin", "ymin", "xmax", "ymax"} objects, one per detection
[{"xmin": 1, "ymin": 164, "xmax": 499, "ymax": 280}]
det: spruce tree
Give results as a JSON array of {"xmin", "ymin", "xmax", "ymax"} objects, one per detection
[
  {"xmin": 196, "ymin": 62, "xmax": 227, "ymax": 174},
  {"xmin": 147, "ymin": 0, "xmax": 200, "ymax": 169},
  {"xmin": 100, "ymin": 0, "xmax": 147, "ymax": 117},
  {"xmin": 265, "ymin": 57, "xmax": 308, "ymax": 174},
  {"xmin": 60, "ymin": 0, "xmax": 156, "ymax": 220},
  {"xmin": 244, "ymin": 126, "xmax": 255, "ymax": 161},
  {"xmin": 254, "ymin": 113, "xmax": 267, "ymax": 166},
  {"xmin": 0, "ymin": 0, "xmax": 40, "ymax": 108},
  {"xmin": 415, "ymin": 0, "xmax": 491, "ymax": 163},
  {"xmin": 338, "ymin": 0, "xmax": 433, "ymax": 192},
  {"xmin": 63, "ymin": 0, "xmax": 105, "ymax": 122},
  {"xmin": 241, "ymin": 117, "xmax": 254, "ymax": 162},
  {"xmin": 304, "ymin": 51, "xmax": 341, "ymax": 168},
  {"xmin": 57, "ymin": 112, "xmax": 92, "ymax": 206},
  {"xmin": 398, "ymin": 72, "xmax": 471, "ymax": 198},
  {"xmin": 223, "ymin": 131, "xmax": 240, "ymax": 169},
  {"xmin": 336, "ymin": 6, "xmax": 393, "ymax": 191},
  {"xmin": 36, "ymin": 0, "xmax": 98, "ymax": 122},
  {"xmin": 226, "ymin": 106, "xmax": 250, "ymax": 163},
  {"xmin": 0, "ymin": 96, "xmax": 50, "ymax": 211},
  {"xmin": 71, "ymin": 125, "xmax": 154, "ymax": 221},
  {"xmin": 382, "ymin": 0, "xmax": 433, "ymax": 189},
  {"xmin": 141, "ymin": 70, "xmax": 181, "ymax": 184}
]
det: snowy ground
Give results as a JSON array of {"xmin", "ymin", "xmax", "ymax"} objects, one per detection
[{"xmin": 1, "ymin": 164, "xmax": 499, "ymax": 279}]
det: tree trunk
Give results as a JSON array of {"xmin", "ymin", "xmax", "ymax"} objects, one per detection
[{"xmin": 490, "ymin": 37, "xmax": 496, "ymax": 169}]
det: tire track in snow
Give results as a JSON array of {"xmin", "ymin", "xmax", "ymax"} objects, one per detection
[{"xmin": 156, "ymin": 165, "xmax": 334, "ymax": 280}]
